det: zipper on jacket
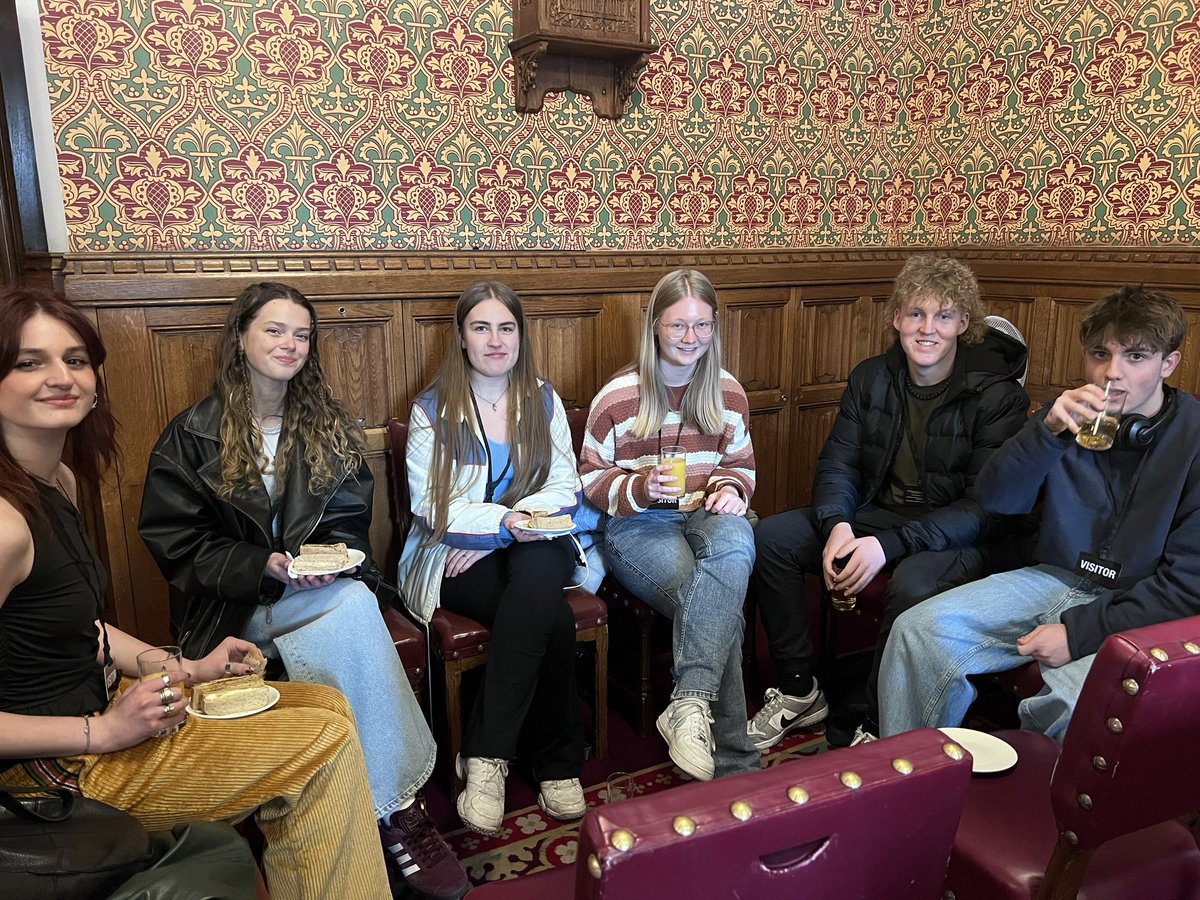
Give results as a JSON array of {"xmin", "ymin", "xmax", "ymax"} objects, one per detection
[{"xmin": 293, "ymin": 469, "xmax": 349, "ymax": 552}]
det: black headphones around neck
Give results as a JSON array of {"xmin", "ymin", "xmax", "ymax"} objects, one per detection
[{"xmin": 1115, "ymin": 386, "xmax": 1178, "ymax": 449}]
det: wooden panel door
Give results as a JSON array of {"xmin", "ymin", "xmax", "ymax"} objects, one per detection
[{"xmin": 720, "ymin": 287, "xmax": 792, "ymax": 517}]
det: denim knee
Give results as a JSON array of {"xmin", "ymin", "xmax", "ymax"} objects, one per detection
[{"xmin": 692, "ymin": 512, "xmax": 754, "ymax": 567}]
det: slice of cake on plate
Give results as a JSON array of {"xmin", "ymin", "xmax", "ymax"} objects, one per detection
[
  {"xmin": 192, "ymin": 673, "xmax": 271, "ymax": 716},
  {"xmin": 525, "ymin": 512, "xmax": 574, "ymax": 530},
  {"xmin": 290, "ymin": 542, "xmax": 351, "ymax": 574}
]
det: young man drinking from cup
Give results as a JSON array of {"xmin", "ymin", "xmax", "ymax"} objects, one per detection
[
  {"xmin": 747, "ymin": 255, "xmax": 1031, "ymax": 749},
  {"xmin": 879, "ymin": 286, "xmax": 1200, "ymax": 740}
]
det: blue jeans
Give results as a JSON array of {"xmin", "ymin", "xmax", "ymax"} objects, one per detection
[
  {"xmin": 605, "ymin": 507, "xmax": 759, "ymax": 777},
  {"xmin": 243, "ymin": 578, "xmax": 437, "ymax": 819},
  {"xmin": 879, "ymin": 564, "xmax": 1100, "ymax": 741}
]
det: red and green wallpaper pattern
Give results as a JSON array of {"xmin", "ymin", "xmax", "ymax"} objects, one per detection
[{"xmin": 39, "ymin": 0, "xmax": 1200, "ymax": 251}]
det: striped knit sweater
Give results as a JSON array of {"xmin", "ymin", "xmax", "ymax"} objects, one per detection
[{"xmin": 581, "ymin": 367, "xmax": 755, "ymax": 516}]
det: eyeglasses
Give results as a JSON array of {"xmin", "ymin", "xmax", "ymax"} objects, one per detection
[{"xmin": 658, "ymin": 320, "xmax": 715, "ymax": 339}]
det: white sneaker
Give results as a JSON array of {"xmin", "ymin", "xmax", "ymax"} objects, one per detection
[
  {"xmin": 455, "ymin": 754, "xmax": 508, "ymax": 836},
  {"xmin": 538, "ymin": 778, "xmax": 586, "ymax": 821},
  {"xmin": 850, "ymin": 726, "xmax": 878, "ymax": 746},
  {"xmin": 746, "ymin": 682, "xmax": 830, "ymax": 751},
  {"xmin": 657, "ymin": 698, "xmax": 715, "ymax": 781}
]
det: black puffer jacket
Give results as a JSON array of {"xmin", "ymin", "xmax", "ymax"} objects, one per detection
[
  {"xmin": 811, "ymin": 328, "xmax": 1029, "ymax": 561},
  {"xmin": 138, "ymin": 394, "xmax": 375, "ymax": 659}
]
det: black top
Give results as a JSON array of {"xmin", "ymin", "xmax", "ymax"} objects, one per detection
[{"xmin": 0, "ymin": 483, "xmax": 108, "ymax": 717}]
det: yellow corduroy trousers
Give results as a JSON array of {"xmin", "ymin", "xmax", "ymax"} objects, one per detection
[{"xmin": 2, "ymin": 681, "xmax": 390, "ymax": 900}]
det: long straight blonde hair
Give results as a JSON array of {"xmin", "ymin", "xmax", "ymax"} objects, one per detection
[
  {"xmin": 423, "ymin": 282, "xmax": 552, "ymax": 544},
  {"xmin": 631, "ymin": 269, "xmax": 726, "ymax": 439}
]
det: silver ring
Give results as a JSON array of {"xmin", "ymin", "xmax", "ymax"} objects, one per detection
[
  {"xmin": 161, "ymin": 673, "xmax": 171, "ymax": 686},
  {"xmin": 162, "ymin": 703, "xmax": 174, "ymax": 716},
  {"xmin": 158, "ymin": 687, "xmax": 173, "ymax": 703},
  {"xmin": 224, "ymin": 662, "xmax": 233, "ymax": 675}
]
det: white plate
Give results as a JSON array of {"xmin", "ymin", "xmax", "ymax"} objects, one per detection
[
  {"xmin": 938, "ymin": 727, "xmax": 1018, "ymax": 774},
  {"xmin": 513, "ymin": 522, "xmax": 575, "ymax": 537},
  {"xmin": 287, "ymin": 547, "xmax": 365, "ymax": 578},
  {"xmin": 188, "ymin": 685, "xmax": 280, "ymax": 720}
]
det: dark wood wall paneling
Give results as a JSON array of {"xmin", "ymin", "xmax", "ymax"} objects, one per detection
[{"xmin": 61, "ymin": 248, "xmax": 1200, "ymax": 642}]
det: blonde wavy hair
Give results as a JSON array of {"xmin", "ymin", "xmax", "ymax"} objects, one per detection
[
  {"xmin": 631, "ymin": 269, "xmax": 726, "ymax": 439},
  {"xmin": 422, "ymin": 281, "xmax": 553, "ymax": 545},
  {"xmin": 214, "ymin": 282, "xmax": 364, "ymax": 501},
  {"xmin": 887, "ymin": 254, "xmax": 986, "ymax": 345}
]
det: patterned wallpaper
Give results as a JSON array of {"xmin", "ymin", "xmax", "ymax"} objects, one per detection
[{"xmin": 40, "ymin": 0, "xmax": 1200, "ymax": 252}]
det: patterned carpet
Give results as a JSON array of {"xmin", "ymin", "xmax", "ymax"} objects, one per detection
[{"xmin": 447, "ymin": 731, "xmax": 828, "ymax": 885}]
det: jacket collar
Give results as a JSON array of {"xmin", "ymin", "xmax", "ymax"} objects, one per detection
[
  {"xmin": 178, "ymin": 394, "xmax": 346, "ymax": 544},
  {"xmin": 180, "ymin": 395, "xmax": 272, "ymax": 531}
]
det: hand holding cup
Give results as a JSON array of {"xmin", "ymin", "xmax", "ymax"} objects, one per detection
[
  {"xmin": 652, "ymin": 445, "xmax": 686, "ymax": 502},
  {"xmin": 136, "ymin": 645, "xmax": 190, "ymax": 736},
  {"xmin": 1075, "ymin": 382, "xmax": 1124, "ymax": 451},
  {"xmin": 830, "ymin": 554, "xmax": 858, "ymax": 611}
]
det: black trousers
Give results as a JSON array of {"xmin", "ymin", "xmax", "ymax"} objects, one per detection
[
  {"xmin": 439, "ymin": 537, "xmax": 585, "ymax": 779},
  {"xmin": 753, "ymin": 504, "xmax": 996, "ymax": 726}
]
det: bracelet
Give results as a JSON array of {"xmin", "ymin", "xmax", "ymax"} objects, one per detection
[{"xmin": 82, "ymin": 715, "xmax": 91, "ymax": 754}]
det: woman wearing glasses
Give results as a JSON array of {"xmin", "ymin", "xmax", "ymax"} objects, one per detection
[{"xmin": 580, "ymin": 269, "xmax": 758, "ymax": 782}]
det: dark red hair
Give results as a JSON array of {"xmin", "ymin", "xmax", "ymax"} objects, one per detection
[{"xmin": 0, "ymin": 289, "xmax": 118, "ymax": 518}]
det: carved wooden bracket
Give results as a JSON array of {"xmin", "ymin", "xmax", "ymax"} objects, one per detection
[{"xmin": 509, "ymin": 0, "xmax": 656, "ymax": 119}]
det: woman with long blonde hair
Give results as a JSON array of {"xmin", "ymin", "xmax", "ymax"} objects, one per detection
[
  {"xmin": 139, "ymin": 282, "xmax": 467, "ymax": 899},
  {"xmin": 399, "ymin": 281, "xmax": 586, "ymax": 837},
  {"xmin": 580, "ymin": 269, "xmax": 758, "ymax": 782}
]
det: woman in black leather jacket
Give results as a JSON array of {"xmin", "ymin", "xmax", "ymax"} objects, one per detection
[{"xmin": 138, "ymin": 282, "xmax": 467, "ymax": 900}]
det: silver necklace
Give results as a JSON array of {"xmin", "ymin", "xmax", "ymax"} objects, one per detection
[{"xmin": 472, "ymin": 386, "xmax": 508, "ymax": 412}]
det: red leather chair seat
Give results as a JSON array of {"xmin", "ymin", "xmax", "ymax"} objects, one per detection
[
  {"xmin": 990, "ymin": 659, "xmax": 1045, "ymax": 698},
  {"xmin": 948, "ymin": 729, "xmax": 1200, "ymax": 899},
  {"xmin": 427, "ymin": 594, "xmax": 605, "ymax": 659},
  {"xmin": 564, "ymin": 589, "xmax": 607, "ymax": 630},
  {"xmin": 381, "ymin": 606, "xmax": 426, "ymax": 691},
  {"xmin": 429, "ymin": 608, "xmax": 492, "ymax": 660}
]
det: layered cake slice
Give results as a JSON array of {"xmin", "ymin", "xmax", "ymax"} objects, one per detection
[
  {"xmin": 525, "ymin": 511, "xmax": 574, "ymax": 530},
  {"xmin": 192, "ymin": 673, "xmax": 271, "ymax": 716},
  {"xmin": 290, "ymin": 542, "xmax": 351, "ymax": 574}
]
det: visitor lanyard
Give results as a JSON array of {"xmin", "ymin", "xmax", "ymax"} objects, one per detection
[
  {"xmin": 43, "ymin": 485, "xmax": 113, "ymax": 672},
  {"xmin": 902, "ymin": 418, "xmax": 924, "ymax": 472},
  {"xmin": 656, "ymin": 417, "xmax": 684, "ymax": 456},
  {"xmin": 1096, "ymin": 449, "xmax": 1151, "ymax": 558},
  {"xmin": 656, "ymin": 387, "xmax": 686, "ymax": 456},
  {"xmin": 469, "ymin": 392, "xmax": 512, "ymax": 503}
]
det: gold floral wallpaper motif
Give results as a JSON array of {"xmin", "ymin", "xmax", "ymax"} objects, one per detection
[{"xmin": 40, "ymin": 0, "xmax": 1200, "ymax": 252}]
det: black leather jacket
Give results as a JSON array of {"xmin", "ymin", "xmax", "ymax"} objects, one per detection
[
  {"xmin": 812, "ymin": 328, "xmax": 1030, "ymax": 561},
  {"xmin": 138, "ymin": 394, "xmax": 375, "ymax": 659}
]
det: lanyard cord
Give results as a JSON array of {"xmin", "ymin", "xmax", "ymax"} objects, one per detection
[
  {"xmin": 41, "ymin": 486, "xmax": 112, "ymax": 669},
  {"xmin": 1096, "ymin": 449, "xmax": 1152, "ymax": 559},
  {"xmin": 902, "ymin": 373, "xmax": 951, "ymax": 473},
  {"xmin": 656, "ymin": 386, "xmax": 687, "ymax": 455},
  {"xmin": 469, "ymin": 391, "xmax": 512, "ymax": 503},
  {"xmin": 656, "ymin": 417, "xmax": 685, "ymax": 456}
]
